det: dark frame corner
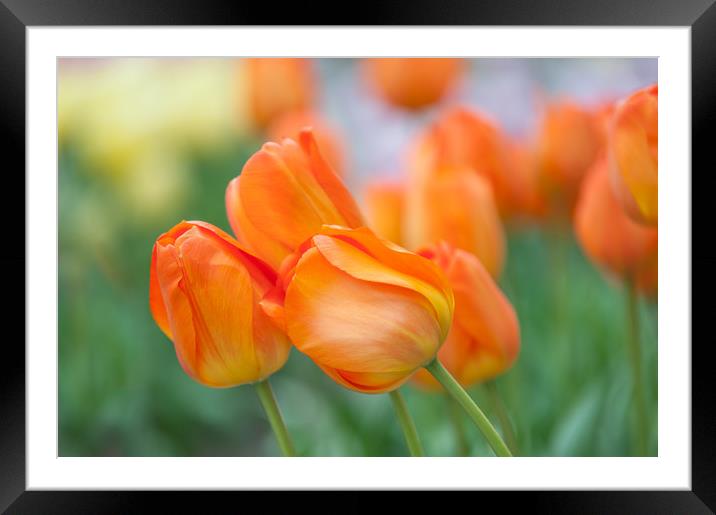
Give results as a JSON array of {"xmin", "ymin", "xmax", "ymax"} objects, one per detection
[{"xmin": 3, "ymin": 0, "xmax": 714, "ymax": 513}]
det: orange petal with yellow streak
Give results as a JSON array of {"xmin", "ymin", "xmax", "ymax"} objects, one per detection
[{"xmin": 285, "ymin": 247, "xmax": 443, "ymax": 375}]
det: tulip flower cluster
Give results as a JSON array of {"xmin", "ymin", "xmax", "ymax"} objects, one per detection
[
  {"xmin": 143, "ymin": 58, "xmax": 657, "ymax": 458},
  {"xmin": 150, "ymin": 115, "xmax": 522, "ymax": 456}
]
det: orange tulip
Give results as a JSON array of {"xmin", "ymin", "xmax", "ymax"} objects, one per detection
[
  {"xmin": 535, "ymin": 100, "xmax": 602, "ymax": 212},
  {"xmin": 608, "ymin": 84, "xmax": 658, "ymax": 225},
  {"xmin": 267, "ymin": 109, "xmax": 346, "ymax": 177},
  {"xmin": 244, "ymin": 58, "xmax": 315, "ymax": 129},
  {"xmin": 503, "ymin": 140, "xmax": 547, "ymax": 222},
  {"xmin": 226, "ymin": 129, "xmax": 364, "ymax": 270},
  {"xmin": 574, "ymin": 156, "xmax": 658, "ymax": 287},
  {"xmin": 413, "ymin": 242, "xmax": 520, "ymax": 390},
  {"xmin": 404, "ymin": 164, "xmax": 506, "ymax": 279},
  {"xmin": 363, "ymin": 179, "xmax": 405, "ymax": 245},
  {"xmin": 282, "ymin": 225, "xmax": 454, "ymax": 394},
  {"xmin": 149, "ymin": 221, "xmax": 291, "ymax": 387},
  {"xmin": 410, "ymin": 107, "xmax": 513, "ymax": 213},
  {"xmin": 363, "ymin": 58, "xmax": 464, "ymax": 110}
]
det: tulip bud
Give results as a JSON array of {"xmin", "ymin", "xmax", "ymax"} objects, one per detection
[
  {"xmin": 410, "ymin": 107, "xmax": 513, "ymax": 213},
  {"xmin": 405, "ymin": 164, "xmax": 506, "ymax": 279},
  {"xmin": 149, "ymin": 221, "xmax": 291, "ymax": 387},
  {"xmin": 267, "ymin": 109, "xmax": 346, "ymax": 177},
  {"xmin": 536, "ymin": 100, "xmax": 602, "ymax": 211},
  {"xmin": 243, "ymin": 58, "xmax": 315, "ymax": 129},
  {"xmin": 226, "ymin": 129, "xmax": 364, "ymax": 270},
  {"xmin": 574, "ymin": 156, "xmax": 658, "ymax": 287},
  {"xmin": 363, "ymin": 58, "xmax": 464, "ymax": 110},
  {"xmin": 363, "ymin": 180, "xmax": 405, "ymax": 245},
  {"xmin": 608, "ymin": 84, "xmax": 658, "ymax": 225},
  {"xmin": 283, "ymin": 225, "xmax": 455, "ymax": 394},
  {"xmin": 413, "ymin": 242, "xmax": 520, "ymax": 390}
]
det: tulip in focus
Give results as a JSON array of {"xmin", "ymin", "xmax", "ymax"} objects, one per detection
[
  {"xmin": 363, "ymin": 58, "xmax": 464, "ymax": 110},
  {"xmin": 282, "ymin": 225, "xmax": 455, "ymax": 394},
  {"xmin": 536, "ymin": 100, "xmax": 602, "ymax": 211},
  {"xmin": 363, "ymin": 180, "xmax": 405, "ymax": 245},
  {"xmin": 404, "ymin": 165, "xmax": 506, "ymax": 278},
  {"xmin": 226, "ymin": 129, "xmax": 364, "ymax": 270},
  {"xmin": 267, "ymin": 109, "xmax": 345, "ymax": 177},
  {"xmin": 574, "ymin": 156, "xmax": 658, "ymax": 291},
  {"xmin": 413, "ymin": 242, "xmax": 520, "ymax": 390},
  {"xmin": 243, "ymin": 58, "xmax": 315, "ymax": 129},
  {"xmin": 608, "ymin": 84, "xmax": 658, "ymax": 225},
  {"xmin": 149, "ymin": 221, "xmax": 291, "ymax": 387}
]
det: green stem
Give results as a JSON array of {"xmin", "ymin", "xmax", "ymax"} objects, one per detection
[
  {"xmin": 425, "ymin": 360, "xmax": 512, "ymax": 457},
  {"xmin": 446, "ymin": 395, "xmax": 470, "ymax": 456},
  {"xmin": 485, "ymin": 381, "xmax": 519, "ymax": 456},
  {"xmin": 254, "ymin": 379, "xmax": 296, "ymax": 457},
  {"xmin": 626, "ymin": 281, "xmax": 648, "ymax": 456},
  {"xmin": 389, "ymin": 389, "xmax": 424, "ymax": 457}
]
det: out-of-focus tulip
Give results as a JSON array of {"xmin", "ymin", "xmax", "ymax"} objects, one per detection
[
  {"xmin": 503, "ymin": 140, "xmax": 547, "ymax": 222},
  {"xmin": 363, "ymin": 58, "xmax": 464, "ymax": 110},
  {"xmin": 608, "ymin": 84, "xmax": 658, "ymax": 225},
  {"xmin": 412, "ymin": 242, "xmax": 520, "ymax": 390},
  {"xmin": 535, "ymin": 100, "xmax": 602, "ymax": 212},
  {"xmin": 244, "ymin": 58, "xmax": 315, "ymax": 129},
  {"xmin": 149, "ymin": 221, "xmax": 291, "ymax": 387},
  {"xmin": 226, "ymin": 129, "xmax": 364, "ymax": 270},
  {"xmin": 404, "ymin": 164, "xmax": 506, "ymax": 278},
  {"xmin": 267, "ymin": 110, "xmax": 345, "ymax": 177},
  {"xmin": 283, "ymin": 225, "xmax": 454, "ymax": 394},
  {"xmin": 410, "ymin": 107, "xmax": 513, "ymax": 213},
  {"xmin": 363, "ymin": 180, "xmax": 405, "ymax": 245},
  {"xmin": 574, "ymin": 156, "xmax": 658, "ymax": 287}
]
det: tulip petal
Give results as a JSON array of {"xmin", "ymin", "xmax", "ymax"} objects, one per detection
[
  {"xmin": 226, "ymin": 176, "xmax": 293, "ymax": 270},
  {"xmin": 312, "ymin": 232, "xmax": 453, "ymax": 340},
  {"xmin": 610, "ymin": 85, "xmax": 658, "ymax": 223},
  {"xmin": 576, "ymin": 157, "xmax": 658, "ymax": 279},
  {"xmin": 239, "ymin": 135, "xmax": 363, "ymax": 257},
  {"xmin": 285, "ymin": 247, "xmax": 443, "ymax": 373},
  {"xmin": 409, "ymin": 168, "xmax": 505, "ymax": 278},
  {"xmin": 155, "ymin": 242, "xmax": 199, "ymax": 378},
  {"xmin": 158, "ymin": 220, "xmax": 277, "ymax": 293},
  {"xmin": 239, "ymin": 140, "xmax": 335, "ymax": 251},
  {"xmin": 298, "ymin": 129, "xmax": 363, "ymax": 227},
  {"xmin": 149, "ymin": 244, "xmax": 172, "ymax": 340},
  {"xmin": 443, "ymin": 323, "xmax": 507, "ymax": 386},
  {"xmin": 319, "ymin": 226, "xmax": 453, "ymax": 304},
  {"xmin": 321, "ymin": 364, "xmax": 413, "ymax": 394},
  {"xmin": 448, "ymin": 248, "xmax": 520, "ymax": 364},
  {"xmin": 363, "ymin": 180, "xmax": 405, "ymax": 245}
]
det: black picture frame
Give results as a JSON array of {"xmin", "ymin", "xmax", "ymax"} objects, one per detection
[{"xmin": 3, "ymin": 1, "xmax": 714, "ymax": 513}]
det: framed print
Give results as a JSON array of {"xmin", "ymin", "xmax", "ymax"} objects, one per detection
[{"xmin": 3, "ymin": 0, "xmax": 715, "ymax": 512}]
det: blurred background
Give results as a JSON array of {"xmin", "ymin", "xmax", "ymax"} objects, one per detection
[{"xmin": 58, "ymin": 57, "xmax": 657, "ymax": 457}]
